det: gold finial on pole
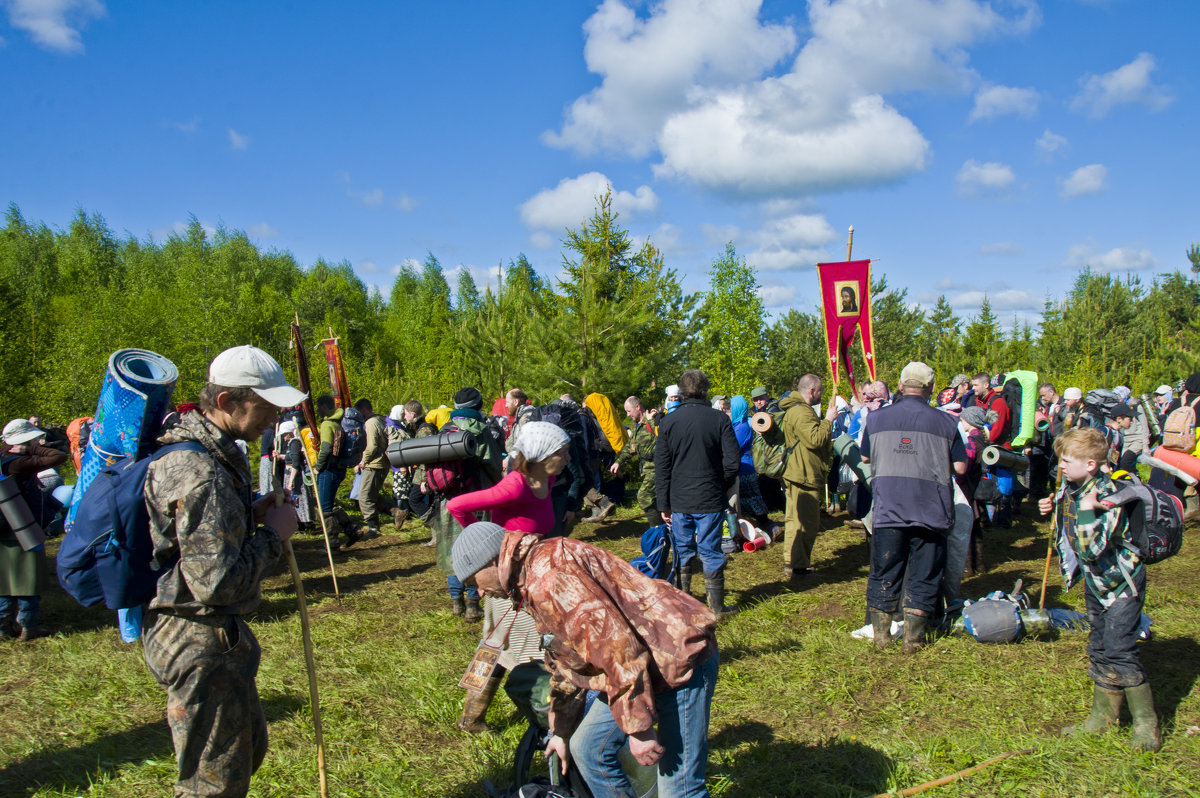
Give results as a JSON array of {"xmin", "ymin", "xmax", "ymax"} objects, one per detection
[{"xmin": 846, "ymin": 226, "xmax": 854, "ymax": 261}]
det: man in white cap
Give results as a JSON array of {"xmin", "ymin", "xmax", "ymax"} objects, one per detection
[
  {"xmin": 859, "ymin": 362, "xmax": 967, "ymax": 653},
  {"xmin": 141, "ymin": 344, "xmax": 303, "ymax": 798}
]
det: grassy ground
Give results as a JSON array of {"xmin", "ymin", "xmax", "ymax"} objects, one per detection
[{"xmin": 2, "ymin": 502, "xmax": 1198, "ymax": 798}]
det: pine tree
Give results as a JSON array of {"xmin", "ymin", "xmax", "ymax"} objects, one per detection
[{"xmin": 692, "ymin": 243, "xmax": 767, "ymax": 396}]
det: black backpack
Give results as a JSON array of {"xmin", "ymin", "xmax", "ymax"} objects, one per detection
[
  {"xmin": 537, "ymin": 401, "xmax": 592, "ymax": 470},
  {"xmin": 1104, "ymin": 474, "xmax": 1184, "ymax": 564},
  {"xmin": 998, "ymin": 374, "xmax": 1023, "ymax": 441},
  {"xmin": 332, "ymin": 408, "xmax": 366, "ymax": 468}
]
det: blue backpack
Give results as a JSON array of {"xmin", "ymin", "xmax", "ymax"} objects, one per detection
[
  {"xmin": 57, "ymin": 441, "xmax": 205, "ymax": 610},
  {"xmin": 630, "ymin": 524, "xmax": 677, "ymax": 583}
]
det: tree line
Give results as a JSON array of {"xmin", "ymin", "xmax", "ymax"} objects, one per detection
[{"xmin": 1, "ymin": 193, "xmax": 1196, "ymax": 426}]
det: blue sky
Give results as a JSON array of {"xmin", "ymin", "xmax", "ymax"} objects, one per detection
[{"xmin": 4, "ymin": 0, "xmax": 1197, "ymax": 328}]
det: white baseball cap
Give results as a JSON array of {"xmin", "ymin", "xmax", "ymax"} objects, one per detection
[
  {"xmin": 1154, "ymin": 384, "xmax": 1173, "ymax": 396},
  {"xmin": 208, "ymin": 345, "xmax": 308, "ymax": 408},
  {"xmin": 2, "ymin": 418, "xmax": 45, "ymax": 445}
]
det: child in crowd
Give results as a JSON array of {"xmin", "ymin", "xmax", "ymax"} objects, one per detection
[{"xmin": 1038, "ymin": 427, "xmax": 1160, "ymax": 751}]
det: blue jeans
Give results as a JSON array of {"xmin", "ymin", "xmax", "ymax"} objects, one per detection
[
  {"xmin": 867, "ymin": 526, "xmax": 946, "ymax": 615},
  {"xmin": 0, "ymin": 594, "xmax": 40, "ymax": 628},
  {"xmin": 670, "ymin": 512, "xmax": 726, "ymax": 574},
  {"xmin": 571, "ymin": 648, "xmax": 719, "ymax": 798},
  {"xmin": 446, "ymin": 574, "xmax": 479, "ymax": 601},
  {"xmin": 316, "ymin": 467, "xmax": 346, "ymax": 514}
]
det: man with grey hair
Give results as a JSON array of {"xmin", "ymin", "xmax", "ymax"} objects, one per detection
[
  {"xmin": 780, "ymin": 373, "xmax": 838, "ymax": 581},
  {"xmin": 860, "ymin": 362, "xmax": 967, "ymax": 653},
  {"xmin": 655, "ymin": 369, "xmax": 740, "ymax": 615}
]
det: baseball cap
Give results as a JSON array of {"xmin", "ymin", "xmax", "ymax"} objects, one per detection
[
  {"xmin": 899, "ymin": 361, "xmax": 935, "ymax": 388},
  {"xmin": 1108, "ymin": 402, "xmax": 1134, "ymax": 419},
  {"xmin": 950, "ymin": 374, "xmax": 970, "ymax": 389},
  {"xmin": 750, "ymin": 386, "xmax": 770, "ymax": 400},
  {"xmin": 2, "ymin": 418, "xmax": 45, "ymax": 445},
  {"xmin": 1063, "ymin": 387, "xmax": 1082, "ymax": 401},
  {"xmin": 1154, "ymin": 384, "xmax": 1173, "ymax": 396},
  {"xmin": 208, "ymin": 345, "xmax": 308, "ymax": 408}
]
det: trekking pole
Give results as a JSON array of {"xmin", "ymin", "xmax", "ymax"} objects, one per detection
[
  {"xmin": 1039, "ymin": 413, "xmax": 1073, "ymax": 609},
  {"xmin": 276, "ymin": 492, "xmax": 330, "ymax": 798}
]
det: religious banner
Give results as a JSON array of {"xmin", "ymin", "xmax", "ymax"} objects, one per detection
[
  {"xmin": 291, "ymin": 318, "xmax": 320, "ymax": 438},
  {"xmin": 322, "ymin": 337, "xmax": 353, "ymax": 409},
  {"xmin": 817, "ymin": 259, "xmax": 876, "ymax": 392}
]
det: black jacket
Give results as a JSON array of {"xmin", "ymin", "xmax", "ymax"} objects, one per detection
[{"xmin": 654, "ymin": 398, "xmax": 740, "ymax": 514}]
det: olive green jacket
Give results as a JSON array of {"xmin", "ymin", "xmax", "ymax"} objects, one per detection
[{"xmin": 780, "ymin": 393, "xmax": 832, "ymax": 489}]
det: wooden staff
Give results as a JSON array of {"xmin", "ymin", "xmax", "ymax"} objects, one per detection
[
  {"xmin": 276, "ymin": 492, "xmax": 329, "ymax": 798},
  {"xmin": 290, "ymin": 315, "xmax": 340, "ymax": 597},
  {"xmin": 869, "ymin": 748, "xmax": 1031, "ymax": 798},
  {"xmin": 1039, "ymin": 409, "xmax": 1073, "ymax": 609}
]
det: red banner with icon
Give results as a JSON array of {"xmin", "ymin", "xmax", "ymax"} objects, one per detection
[
  {"xmin": 322, "ymin": 338, "xmax": 352, "ymax": 409},
  {"xmin": 817, "ymin": 259, "xmax": 876, "ymax": 393}
]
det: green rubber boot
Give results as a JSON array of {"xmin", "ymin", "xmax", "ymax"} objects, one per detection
[
  {"xmin": 1125, "ymin": 682, "xmax": 1163, "ymax": 752},
  {"xmin": 1061, "ymin": 685, "xmax": 1123, "ymax": 737}
]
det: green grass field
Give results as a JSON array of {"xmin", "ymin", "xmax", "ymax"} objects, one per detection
[{"xmin": 2, "ymin": 505, "xmax": 1198, "ymax": 797}]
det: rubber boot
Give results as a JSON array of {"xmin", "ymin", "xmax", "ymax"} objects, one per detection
[
  {"xmin": 1061, "ymin": 685, "xmax": 1123, "ymax": 737},
  {"xmin": 451, "ymin": 596, "xmax": 466, "ymax": 617},
  {"xmin": 901, "ymin": 612, "xmax": 929, "ymax": 654},
  {"xmin": 464, "ymin": 598, "xmax": 483, "ymax": 623},
  {"xmin": 704, "ymin": 568, "xmax": 739, "ymax": 618},
  {"xmin": 679, "ymin": 562, "xmax": 694, "ymax": 595},
  {"xmin": 1125, "ymin": 682, "xmax": 1163, "ymax": 752},
  {"xmin": 870, "ymin": 608, "xmax": 893, "ymax": 649},
  {"xmin": 457, "ymin": 674, "xmax": 502, "ymax": 734}
]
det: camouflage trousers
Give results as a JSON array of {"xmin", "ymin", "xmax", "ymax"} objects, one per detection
[
  {"xmin": 637, "ymin": 466, "xmax": 657, "ymax": 522},
  {"xmin": 143, "ymin": 612, "xmax": 268, "ymax": 798}
]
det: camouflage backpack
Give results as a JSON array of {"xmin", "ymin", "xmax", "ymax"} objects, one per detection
[{"xmin": 751, "ymin": 411, "xmax": 794, "ymax": 479}]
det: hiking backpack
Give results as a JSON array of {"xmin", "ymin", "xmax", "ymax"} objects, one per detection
[
  {"xmin": 331, "ymin": 408, "xmax": 366, "ymax": 468},
  {"xmin": 424, "ymin": 420, "xmax": 480, "ymax": 496},
  {"xmin": 630, "ymin": 523, "xmax": 677, "ymax": 584},
  {"xmin": 580, "ymin": 406, "xmax": 614, "ymax": 457},
  {"xmin": 1161, "ymin": 397, "xmax": 1198, "ymax": 453},
  {"xmin": 1103, "ymin": 474, "xmax": 1185, "ymax": 564},
  {"xmin": 536, "ymin": 400, "xmax": 591, "ymax": 466},
  {"xmin": 998, "ymin": 375, "xmax": 1023, "ymax": 440},
  {"xmin": 56, "ymin": 441, "xmax": 206, "ymax": 610},
  {"xmin": 751, "ymin": 410, "xmax": 792, "ymax": 479},
  {"xmin": 1078, "ymin": 389, "xmax": 1121, "ymax": 429}
]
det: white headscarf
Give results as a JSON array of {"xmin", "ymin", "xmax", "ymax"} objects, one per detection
[{"xmin": 511, "ymin": 421, "xmax": 570, "ymax": 463}]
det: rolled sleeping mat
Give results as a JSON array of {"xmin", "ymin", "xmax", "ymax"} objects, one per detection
[
  {"xmin": 1033, "ymin": 410, "xmax": 1050, "ymax": 433},
  {"xmin": 832, "ymin": 433, "xmax": 872, "ymax": 484},
  {"xmin": 750, "ymin": 411, "xmax": 774, "ymax": 433},
  {"xmin": 981, "ymin": 445, "xmax": 1030, "ymax": 471},
  {"xmin": 0, "ymin": 475, "xmax": 45, "ymax": 551},
  {"xmin": 387, "ymin": 429, "xmax": 477, "ymax": 468},
  {"xmin": 1140, "ymin": 395, "xmax": 1163, "ymax": 438},
  {"xmin": 1005, "ymin": 369, "xmax": 1039, "ymax": 447},
  {"xmin": 1148, "ymin": 446, "xmax": 1200, "ymax": 483},
  {"xmin": 66, "ymin": 349, "xmax": 179, "ymax": 530}
]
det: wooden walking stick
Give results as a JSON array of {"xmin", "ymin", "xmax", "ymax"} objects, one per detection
[
  {"xmin": 276, "ymin": 493, "xmax": 330, "ymax": 798},
  {"xmin": 291, "ymin": 315, "xmax": 340, "ymax": 597},
  {"xmin": 1039, "ymin": 409, "xmax": 1074, "ymax": 609}
]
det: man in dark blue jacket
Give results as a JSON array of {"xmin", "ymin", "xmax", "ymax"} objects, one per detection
[{"xmin": 655, "ymin": 369, "xmax": 741, "ymax": 616}]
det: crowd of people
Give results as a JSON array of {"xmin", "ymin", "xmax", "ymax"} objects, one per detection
[{"xmin": 2, "ymin": 343, "xmax": 1195, "ymax": 796}]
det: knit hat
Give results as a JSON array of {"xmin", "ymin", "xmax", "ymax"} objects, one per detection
[
  {"xmin": 511, "ymin": 421, "xmax": 570, "ymax": 463},
  {"xmin": 454, "ymin": 387, "xmax": 483, "ymax": 410},
  {"xmin": 389, "ymin": 404, "xmax": 405, "ymax": 421},
  {"xmin": 960, "ymin": 406, "xmax": 989, "ymax": 429},
  {"xmin": 1063, "ymin": 387, "xmax": 1082, "ymax": 401},
  {"xmin": 452, "ymin": 521, "xmax": 507, "ymax": 582}
]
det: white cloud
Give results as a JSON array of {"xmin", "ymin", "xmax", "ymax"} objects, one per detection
[
  {"xmin": 705, "ymin": 211, "xmax": 837, "ymax": 272},
  {"xmin": 393, "ymin": 194, "xmax": 418, "ymax": 212},
  {"xmin": 5, "ymin": 0, "xmax": 104, "ymax": 54},
  {"xmin": 758, "ymin": 284, "xmax": 797, "ymax": 308},
  {"xmin": 152, "ymin": 220, "xmax": 217, "ymax": 242},
  {"xmin": 529, "ymin": 231, "xmax": 555, "ymax": 251},
  {"xmin": 227, "ymin": 128, "xmax": 250, "ymax": 150},
  {"xmin": 337, "ymin": 171, "xmax": 411, "ymax": 210},
  {"xmin": 1069, "ymin": 52, "xmax": 1172, "ymax": 118},
  {"xmin": 955, "ymin": 159, "xmax": 1015, "ymax": 197},
  {"xmin": 247, "ymin": 222, "xmax": 279, "ymax": 239},
  {"xmin": 167, "ymin": 116, "xmax": 200, "ymax": 134},
  {"xmin": 1059, "ymin": 164, "xmax": 1107, "ymax": 198},
  {"xmin": 978, "ymin": 242, "xmax": 1022, "ymax": 256},
  {"xmin": 1036, "ymin": 129, "xmax": 1067, "ymax": 157},
  {"xmin": 1063, "ymin": 244, "xmax": 1157, "ymax": 273},
  {"xmin": 519, "ymin": 172, "xmax": 658, "ymax": 232},
  {"xmin": 969, "ymin": 84, "xmax": 1038, "ymax": 122},
  {"xmin": 550, "ymin": 0, "xmax": 1038, "ymax": 197},
  {"xmin": 949, "ymin": 289, "xmax": 1042, "ymax": 315},
  {"xmin": 543, "ymin": 0, "xmax": 796, "ymax": 157}
]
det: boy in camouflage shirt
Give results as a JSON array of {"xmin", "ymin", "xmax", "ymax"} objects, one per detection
[{"xmin": 1039, "ymin": 427, "xmax": 1160, "ymax": 752}]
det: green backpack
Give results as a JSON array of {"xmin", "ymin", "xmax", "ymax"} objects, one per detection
[{"xmin": 751, "ymin": 411, "xmax": 792, "ymax": 479}]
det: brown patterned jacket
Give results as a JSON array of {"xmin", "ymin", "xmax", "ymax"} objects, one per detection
[{"xmin": 497, "ymin": 531, "xmax": 717, "ymax": 738}]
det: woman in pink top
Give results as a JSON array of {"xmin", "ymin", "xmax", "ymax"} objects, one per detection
[{"xmin": 447, "ymin": 421, "xmax": 570, "ymax": 536}]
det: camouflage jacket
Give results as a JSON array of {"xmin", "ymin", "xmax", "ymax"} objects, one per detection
[
  {"xmin": 615, "ymin": 418, "xmax": 657, "ymax": 469},
  {"xmin": 498, "ymin": 531, "xmax": 717, "ymax": 738},
  {"xmin": 145, "ymin": 411, "xmax": 282, "ymax": 618}
]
